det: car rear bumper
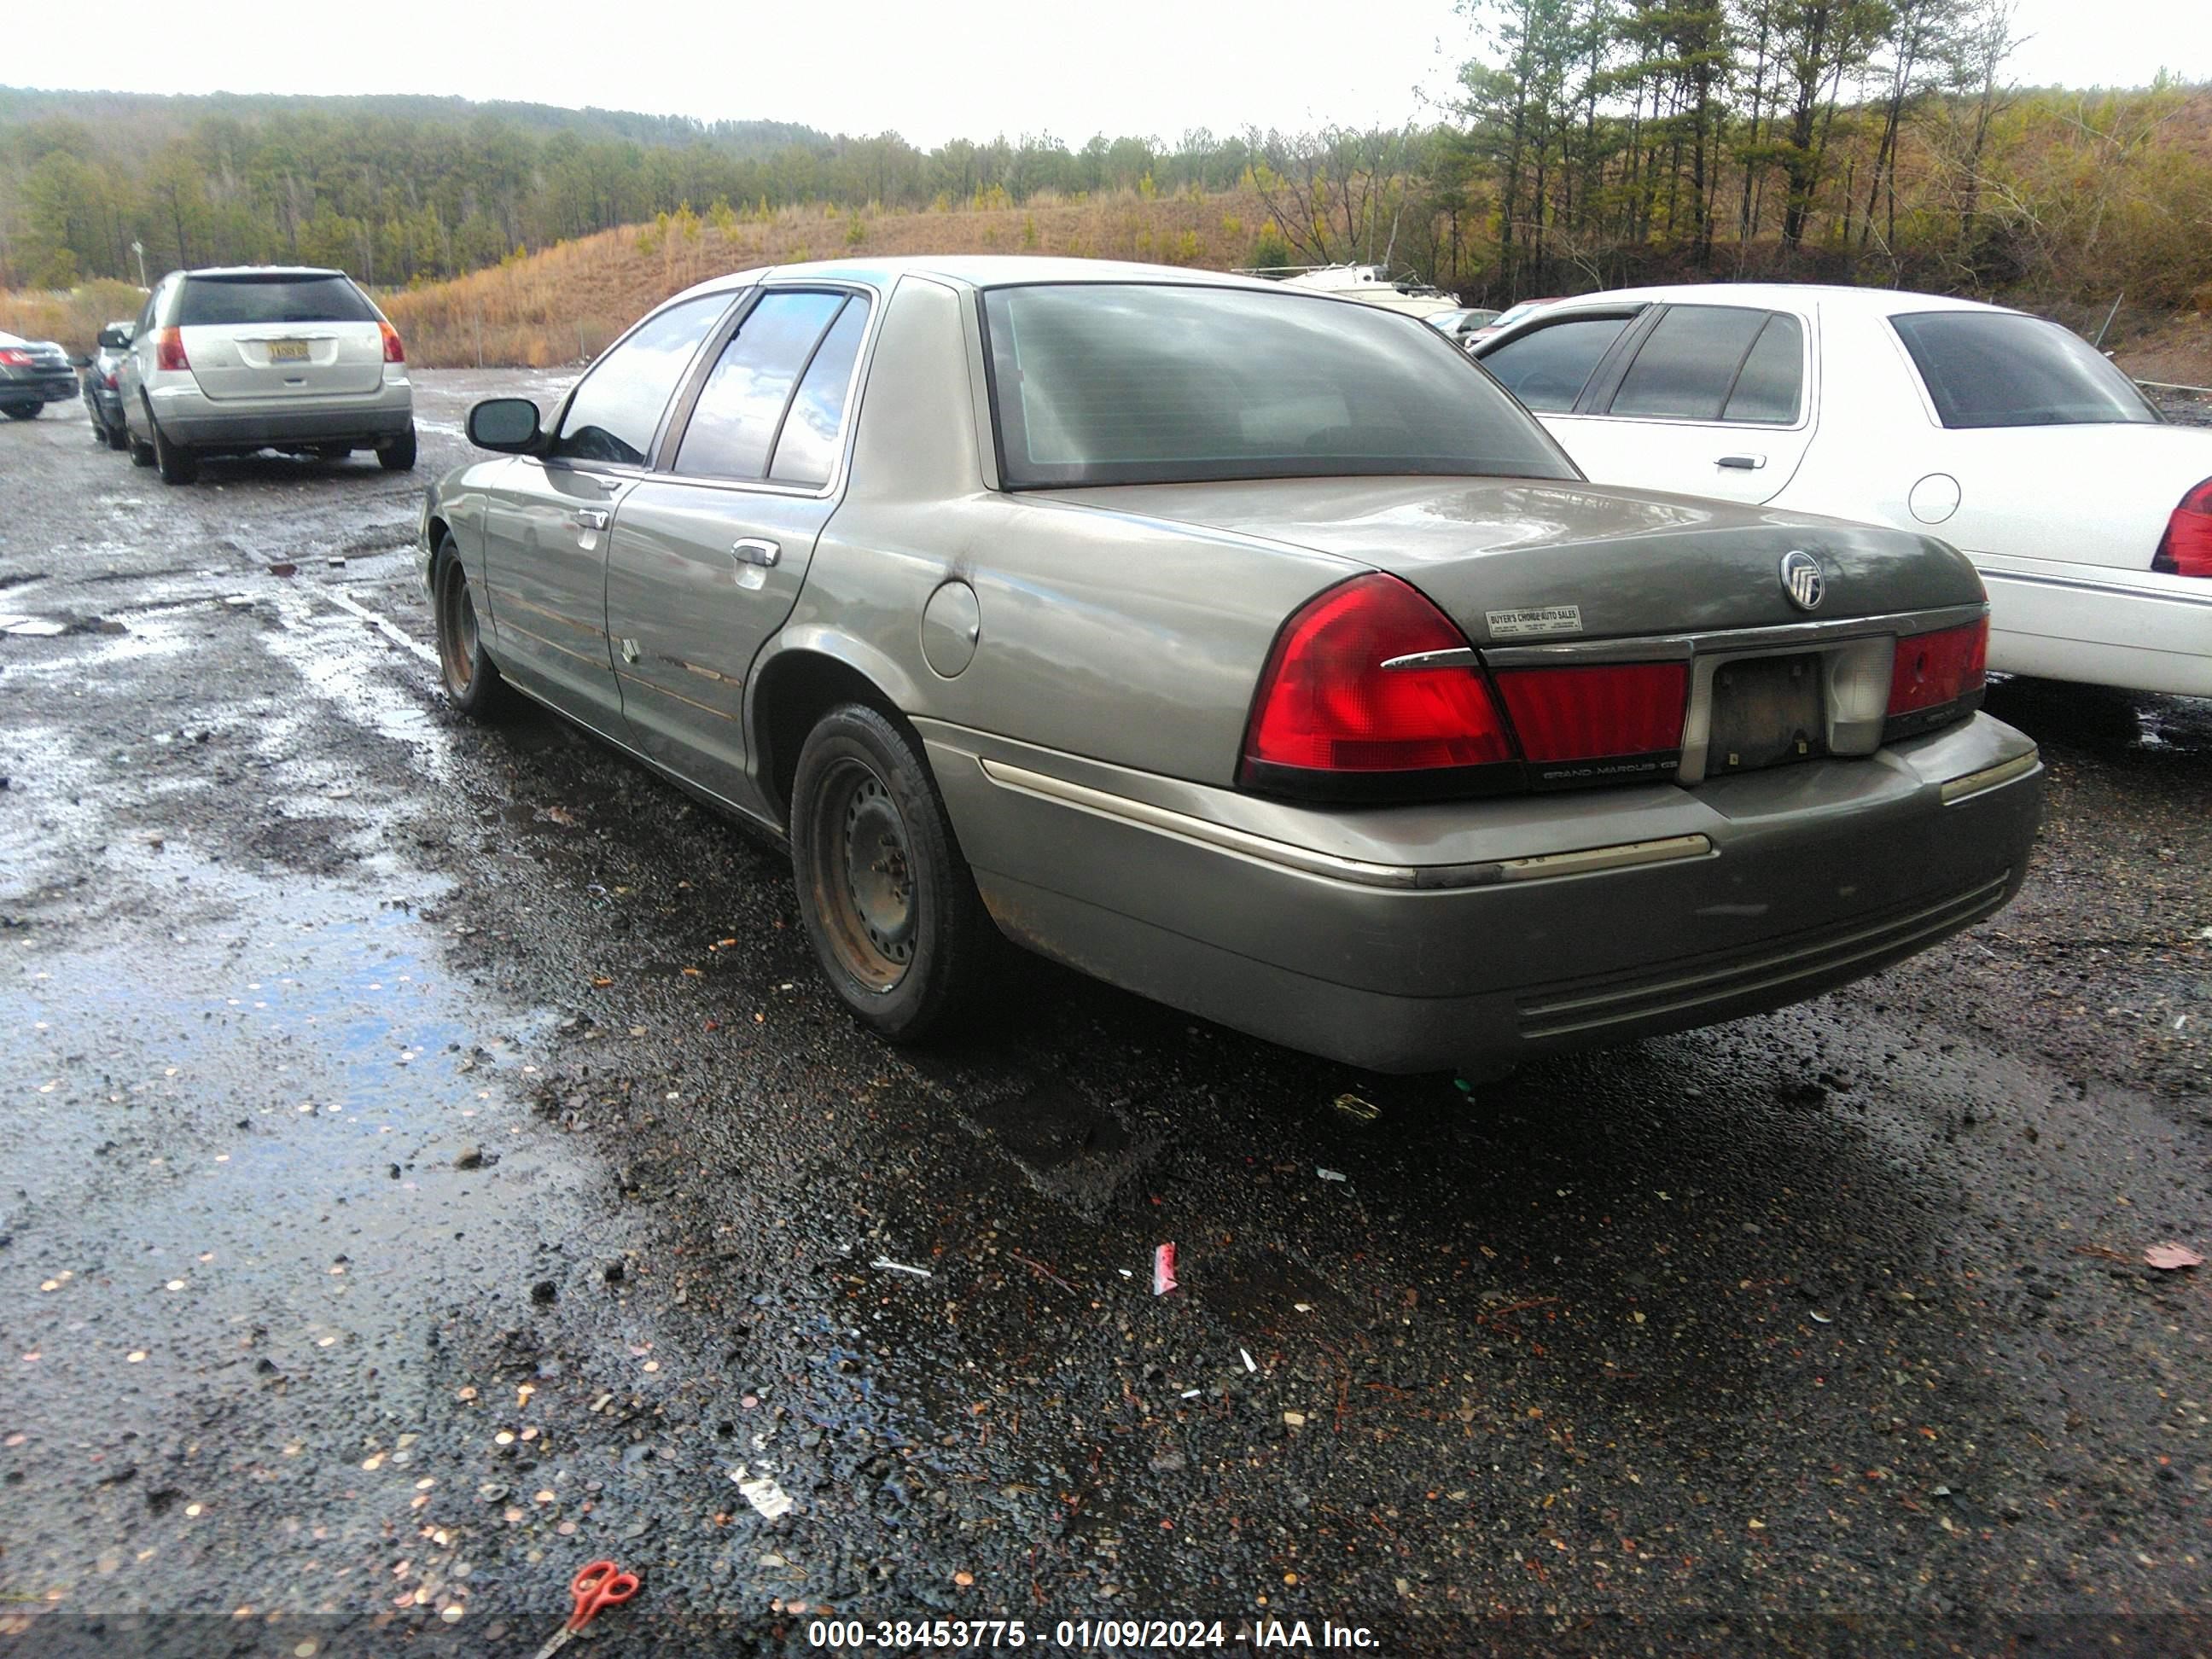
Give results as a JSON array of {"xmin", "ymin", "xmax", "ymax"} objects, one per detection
[
  {"xmin": 1980, "ymin": 564, "xmax": 2212, "ymax": 697},
  {"xmin": 147, "ymin": 376, "xmax": 412, "ymax": 449},
  {"xmin": 2, "ymin": 370, "xmax": 79, "ymax": 405},
  {"xmin": 924, "ymin": 713, "xmax": 2043, "ymax": 1074}
]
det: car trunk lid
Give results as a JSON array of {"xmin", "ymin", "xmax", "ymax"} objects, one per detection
[
  {"xmin": 176, "ymin": 272, "xmax": 387, "ymax": 401},
  {"xmin": 1037, "ymin": 475, "xmax": 1983, "ymax": 641}
]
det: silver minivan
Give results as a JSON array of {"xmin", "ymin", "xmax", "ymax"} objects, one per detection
[{"xmin": 119, "ymin": 265, "xmax": 415, "ymax": 484}]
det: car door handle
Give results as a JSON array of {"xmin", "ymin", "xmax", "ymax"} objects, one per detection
[
  {"xmin": 1716, "ymin": 454, "xmax": 1767, "ymax": 470},
  {"xmin": 731, "ymin": 538, "xmax": 781, "ymax": 568},
  {"xmin": 573, "ymin": 508, "xmax": 611, "ymax": 531}
]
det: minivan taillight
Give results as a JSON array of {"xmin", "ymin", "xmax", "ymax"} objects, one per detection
[
  {"xmin": 1885, "ymin": 618, "xmax": 1988, "ymax": 738},
  {"xmin": 1240, "ymin": 573, "xmax": 1517, "ymax": 800},
  {"xmin": 379, "ymin": 321, "xmax": 405, "ymax": 364},
  {"xmin": 154, "ymin": 327, "xmax": 189, "ymax": 372},
  {"xmin": 2153, "ymin": 478, "xmax": 2212, "ymax": 578}
]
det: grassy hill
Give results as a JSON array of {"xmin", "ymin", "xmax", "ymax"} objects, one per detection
[{"xmin": 379, "ymin": 188, "xmax": 1274, "ymax": 367}]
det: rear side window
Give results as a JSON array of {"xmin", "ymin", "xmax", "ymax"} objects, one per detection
[
  {"xmin": 768, "ymin": 299, "xmax": 870, "ymax": 486},
  {"xmin": 177, "ymin": 275, "xmax": 377, "ymax": 327},
  {"xmin": 1722, "ymin": 316, "xmax": 1806, "ymax": 422},
  {"xmin": 1890, "ymin": 311, "xmax": 2158, "ymax": 428},
  {"xmin": 549, "ymin": 293, "xmax": 731, "ymax": 467},
  {"xmin": 672, "ymin": 291, "xmax": 855, "ymax": 483},
  {"xmin": 1479, "ymin": 317, "xmax": 1634, "ymax": 412},
  {"xmin": 1609, "ymin": 306, "xmax": 1802, "ymax": 422}
]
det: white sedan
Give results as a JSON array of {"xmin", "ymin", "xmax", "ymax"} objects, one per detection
[{"xmin": 1470, "ymin": 282, "xmax": 2212, "ymax": 697}]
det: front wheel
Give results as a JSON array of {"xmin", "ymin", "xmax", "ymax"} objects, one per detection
[
  {"xmin": 789, "ymin": 703, "xmax": 993, "ymax": 1043},
  {"xmin": 433, "ymin": 542, "xmax": 510, "ymax": 719},
  {"xmin": 379, "ymin": 422, "xmax": 417, "ymax": 472},
  {"xmin": 2, "ymin": 403, "xmax": 38, "ymax": 421}
]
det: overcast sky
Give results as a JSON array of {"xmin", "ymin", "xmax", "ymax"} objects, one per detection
[{"xmin": 10, "ymin": 0, "xmax": 2210, "ymax": 148}]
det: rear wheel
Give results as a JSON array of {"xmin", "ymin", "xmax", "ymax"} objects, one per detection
[
  {"xmin": 2, "ymin": 403, "xmax": 38, "ymax": 421},
  {"xmin": 151, "ymin": 414, "xmax": 197, "ymax": 485},
  {"xmin": 379, "ymin": 422, "xmax": 417, "ymax": 472},
  {"xmin": 789, "ymin": 702, "xmax": 992, "ymax": 1042},
  {"xmin": 106, "ymin": 422, "xmax": 130, "ymax": 452},
  {"xmin": 433, "ymin": 541, "xmax": 510, "ymax": 718}
]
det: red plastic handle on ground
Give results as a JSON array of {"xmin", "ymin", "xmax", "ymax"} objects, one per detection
[{"xmin": 568, "ymin": 1558, "xmax": 640, "ymax": 1630}]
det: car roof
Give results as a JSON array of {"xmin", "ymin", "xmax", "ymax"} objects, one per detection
[
  {"xmin": 178, "ymin": 265, "xmax": 352, "ymax": 280},
  {"xmin": 670, "ymin": 255, "xmax": 1305, "ymax": 306},
  {"xmin": 1521, "ymin": 282, "xmax": 2017, "ymax": 318}
]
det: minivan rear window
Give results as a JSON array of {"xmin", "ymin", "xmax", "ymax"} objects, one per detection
[
  {"xmin": 177, "ymin": 275, "xmax": 378, "ymax": 328},
  {"xmin": 1889, "ymin": 311, "xmax": 2158, "ymax": 428}
]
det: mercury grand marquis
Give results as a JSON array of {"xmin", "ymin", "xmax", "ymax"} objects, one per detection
[{"xmin": 420, "ymin": 257, "xmax": 2042, "ymax": 1076}]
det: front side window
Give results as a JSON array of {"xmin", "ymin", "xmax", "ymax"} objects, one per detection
[
  {"xmin": 1890, "ymin": 310, "xmax": 2158, "ymax": 428},
  {"xmin": 981, "ymin": 283, "xmax": 1575, "ymax": 488},
  {"xmin": 549, "ymin": 292, "xmax": 731, "ymax": 466},
  {"xmin": 1478, "ymin": 315, "xmax": 1637, "ymax": 412},
  {"xmin": 1608, "ymin": 306, "xmax": 1802, "ymax": 422},
  {"xmin": 672, "ymin": 290, "xmax": 859, "ymax": 484}
]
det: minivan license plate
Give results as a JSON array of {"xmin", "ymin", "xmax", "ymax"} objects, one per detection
[{"xmin": 267, "ymin": 340, "xmax": 310, "ymax": 363}]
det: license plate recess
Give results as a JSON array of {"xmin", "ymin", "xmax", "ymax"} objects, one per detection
[{"xmin": 1708, "ymin": 652, "xmax": 1825, "ymax": 773}]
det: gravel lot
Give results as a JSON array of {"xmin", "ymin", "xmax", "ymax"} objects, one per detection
[{"xmin": 1, "ymin": 373, "xmax": 2209, "ymax": 1656}]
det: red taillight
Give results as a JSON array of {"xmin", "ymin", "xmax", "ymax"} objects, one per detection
[
  {"xmin": 1492, "ymin": 662, "xmax": 1689, "ymax": 768},
  {"xmin": 154, "ymin": 327, "xmax": 189, "ymax": 372},
  {"xmin": 2153, "ymin": 478, "xmax": 2212, "ymax": 578},
  {"xmin": 100, "ymin": 370, "xmax": 119, "ymax": 389},
  {"xmin": 1888, "ymin": 619, "xmax": 1988, "ymax": 719},
  {"xmin": 379, "ymin": 321, "xmax": 405, "ymax": 364},
  {"xmin": 1241, "ymin": 573, "xmax": 1515, "ymax": 794},
  {"xmin": 0, "ymin": 348, "xmax": 31, "ymax": 368}
]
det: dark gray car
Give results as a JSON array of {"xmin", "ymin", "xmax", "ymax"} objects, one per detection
[
  {"xmin": 420, "ymin": 257, "xmax": 2042, "ymax": 1077},
  {"xmin": 1, "ymin": 329, "xmax": 79, "ymax": 420},
  {"xmin": 81, "ymin": 321, "xmax": 135, "ymax": 448}
]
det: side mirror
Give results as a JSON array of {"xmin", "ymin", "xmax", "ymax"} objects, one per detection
[{"xmin": 468, "ymin": 397, "xmax": 543, "ymax": 453}]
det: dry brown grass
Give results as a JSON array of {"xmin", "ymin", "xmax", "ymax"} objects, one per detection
[
  {"xmin": 0, "ymin": 279, "xmax": 148, "ymax": 354},
  {"xmin": 379, "ymin": 189, "xmax": 1273, "ymax": 367}
]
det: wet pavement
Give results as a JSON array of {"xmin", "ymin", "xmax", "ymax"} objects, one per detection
[{"xmin": 1, "ymin": 376, "xmax": 2209, "ymax": 1656}]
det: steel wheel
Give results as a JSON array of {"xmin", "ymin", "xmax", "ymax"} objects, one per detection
[
  {"xmin": 808, "ymin": 756, "xmax": 917, "ymax": 992},
  {"xmin": 437, "ymin": 556, "xmax": 480, "ymax": 697},
  {"xmin": 432, "ymin": 540, "xmax": 509, "ymax": 718},
  {"xmin": 789, "ymin": 701, "xmax": 995, "ymax": 1040}
]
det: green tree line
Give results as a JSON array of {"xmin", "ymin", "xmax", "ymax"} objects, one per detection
[{"xmin": 0, "ymin": 93, "xmax": 1266, "ymax": 289}]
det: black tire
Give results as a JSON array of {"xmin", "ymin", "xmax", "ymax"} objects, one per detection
[
  {"xmin": 379, "ymin": 422, "xmax": 417, "ymax": 472},
  {"xmin": 151, "ymin": 414, "xmax": 197, "ymax": 485},
  {"xmin": 2, "ymin": 403, "xmax": 38, "ymax": 421},
  {"xmin": 789, "ymin": 702, "xmax": 992, "ymax": 1043},
  {"xmin": 128, "ymin": 427, "xmax": 154, "ymax": 466},
  {"xmin": 433, "ymin": 540, "xmax": 511, "ymax": 719},
  {"xmin": 106, "ymin": 422, "xmax": 130, "ymax": 452}
]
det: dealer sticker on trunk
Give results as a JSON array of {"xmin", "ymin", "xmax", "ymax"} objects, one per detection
[{"xmin": 1484, "ymin": 604, "xmax": 1584, "ymax": 640}]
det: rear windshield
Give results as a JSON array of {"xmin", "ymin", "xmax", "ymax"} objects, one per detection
[
  {"xmin": 177, "ymin": 275, "xmax": 377, "ymax": 328},
  {"xmin": 1889, "ymin": 311, "xmax": 2159, "ymax": 428},
  {"xmin": 981, "ymin": 283, "xmax": 1576, "ymax": 489}
]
